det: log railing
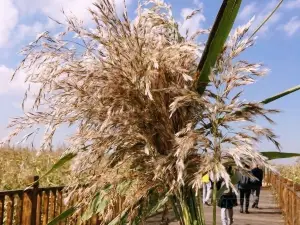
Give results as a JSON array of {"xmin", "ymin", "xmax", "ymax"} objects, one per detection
[
  {"xmin": 0, "ymin": 176, "xmax": 99, "ymax": 225},
  {"xmin": 265, "ymin": 170, "xmax": 300, "ymax": 225}
]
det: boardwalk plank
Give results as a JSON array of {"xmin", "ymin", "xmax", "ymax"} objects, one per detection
[{"xmin": 146, "ymin": 188, "xmax": 284, "ymax": 225}]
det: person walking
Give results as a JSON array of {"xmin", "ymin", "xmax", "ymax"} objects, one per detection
[
  {"xmin": 251, "ymin": 164, "xmax": 263, "ymax": 208},
  {"xmin": 217, "ymin": 166, "xmax": 237, "ymax": 225},
  {"xmin": 238, "ymin": 165, "xmax": 252, "ymax": 214},
  {"xmin": 202, "ymin": 173, "xmax": 212, "ymax": 205}
]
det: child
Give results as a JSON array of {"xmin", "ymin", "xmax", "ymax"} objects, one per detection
[{"xmin": 217, "ymin": 166, "xmax": 237, "ymax": 225}]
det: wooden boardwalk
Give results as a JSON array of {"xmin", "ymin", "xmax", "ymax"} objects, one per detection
[{"xmin": 147, "ymin": 188, "xmax": 284, "ymax": 225}]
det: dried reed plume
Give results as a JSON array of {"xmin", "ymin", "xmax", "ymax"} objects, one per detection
[{"xmin": 7, "ymin": 0, "xmax": 280, "ymax": 223}]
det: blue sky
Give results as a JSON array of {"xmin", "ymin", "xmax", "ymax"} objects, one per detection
[{"xmin": 0, "ymin": 0, "xmax": 300, "ymax": 159}]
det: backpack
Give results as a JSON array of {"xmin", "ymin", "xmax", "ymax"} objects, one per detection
[
  {"xmin": 218, "ymin": 192, "xmax": 238, "ymax": 209},
  {"xmin": 216, "ymin": 179, "xmax": 223, "ymax": 191},
  {"xmin": 239, "ymin": 175, "xmax": 252, "ymax": 189}
]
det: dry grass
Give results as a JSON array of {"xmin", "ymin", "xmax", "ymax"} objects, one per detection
[
  {"xmin": 278, "ymin": 161, "xmax": 300, "ymax": 184},
  {"xmin": 0, "ymin": 147, "xmax": 70, "ymax": 190}
]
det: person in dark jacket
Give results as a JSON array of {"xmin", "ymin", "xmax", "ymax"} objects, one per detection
[
  {"xmin": 237, "ymin": 164, "xmax": 252, "ymax": 213},
  {"xmin": 251, "ymin": 164, "xmax": 263, "ymax": 208}
]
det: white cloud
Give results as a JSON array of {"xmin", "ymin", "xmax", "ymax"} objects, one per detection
[
  {"xmin": 0, "ymin": 0, "xmax": 18, "ymax": 47},
  {"xmin": 0, "ymin": 0, "xmax": 134, "ymax": 51},
  {"xmin": 283, "ymin": 16, "xmax": 300, "ymax": 36},
  {"xmin": 238, "ymin": 2, "xmax": 257, "ymax": 21},
  {"xmin": 239, "ymin": 1, "xmax": 283, "ymax": 37},
  {"xmin": 285, "ymin": 0, "xmax": 300, "ymax": 9},
  {"xmin": 0, "ymin": 65, "xmax": 26, "ymax": 95},
  {"xmin": 15, "ymin": 0, "xmax": 133, "ymax": 24},
  {"xmin": 193, "ymin": 0, "xmax": 204, "ymax": 8},
  {"xmin": 0, "ymin": 20, "xmax": 54, "ymax": 50},
  {"xmin": 178, "ymin": 7, "xmax": 205, "ymax": 37},
  {"xmin": 0, "ymin": 0, "xmax": 134, "ymax": 50},
  {"xmin": 15, "ymin": 0, "xmax": 93, "ymax": 23},
  {"xmin": 12, "ymin": 22, "xmax": 46, "ymax": 46},
  {"xmin": 17, "ymin": 22, "xmax": 44, "ymax": 38},
  {"xmin": 0, "ymin": 65, "xmax": 41, "ymax": 113}
]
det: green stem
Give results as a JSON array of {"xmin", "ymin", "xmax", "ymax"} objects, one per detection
[
  {"xmin": 197, "ymin": 189, "xmax": 206, "ymax": 225},
  {"xmin": 182, "ymin": 202, "xmax": 191, "ymax": 225},
  {"xmin": 190, "ymin": 188, "xmax": 203, "ymax": 225},
  {"xmin": 170, "ymin": 196, "xmax": 183, "ymax": 224},
  {"xmin": 188, "ymin": 188, "xmax": 197, "ymax": 224},
  {"xmin": 180, "ymin": 189, "xmax": 192, "ymax": 225}
]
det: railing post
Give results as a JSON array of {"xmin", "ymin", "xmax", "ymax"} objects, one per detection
[
  {"xmin": 0, "ymin": 195, "xmax": 4, "ymax": 224},
  {"xmin": 292, "ymin": 191, "xmax": 296, "ymax": 225},
  {"xmin": 31, "ymin": 176, "xmax": 39, "ymax": 225},
  {"xmin": 297, "ymin": 197, "xmax": 300, "ymax": 225},
  {"xmin": 22, "ymin": 176, "xmax": 39, "ymax": 225}
]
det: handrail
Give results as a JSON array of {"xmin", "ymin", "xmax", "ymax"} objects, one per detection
[
  {"xmin": 265, "ymin": 169, "xmax": 300, "ymax": 225},
  {"xmin": 0, "ymin": 186, "xmax": 65, "ymax": 196},
  {"xmin": 0, "ymin": 176, "xmax": 99, "ymax": 225},
  {"xmin": 0, "ymin": 189, "xmax": 27, "ymax": 196},
  {"xmin": 37, "ymin": 186, "xmax": 65, "ymax": 192}
]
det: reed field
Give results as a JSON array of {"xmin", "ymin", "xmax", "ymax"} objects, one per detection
[
  {"xmin": 0, "ymin": 147, "xmax": 70, "ymax": 190},
  {"xmin": 277, "ymin": 160, "xmax": 300, "ymax": 184}
]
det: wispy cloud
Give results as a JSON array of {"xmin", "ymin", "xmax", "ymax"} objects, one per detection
[
  {"xmin": 14, "ymin": 0, "xmax": 133, "ymax": 24},
  {"xmin": 179, "ymin": 8, "xmax": 205, "ymax": 37},
  {"xmin": 178, "ymin": 1, "xmax": 205, "ymax": 38},
  {"xmin": 239, "ymin": 1, "xmax": 283, "ymax": 37},
  {"xmin": 285, "ymin": 0, "xmax": 300, "ymax": 9},
  {"xmin": 0, "ymin": 0, "xmax": 134, "ymax": 49},
  {"xmin": 283, "ymin": 16, "xmax": 300, "ymax": 36},
  {"xmin": 0, "ymin": 65, "xmax": 41, "ymax": 113},
  {"xmin": 238, "ymin": 2, "xmax": 257, "ymax": 21},
  {"xmin": 193, "ymin": 0, "xmax": 204, "ymax": 8},
  {"xmin": 0, "ymin": 65, "xmax": 26, "ymax": 95},
  {"xmin": 15, "ymin": 0, "xmax": 94, "ymax": 23}
]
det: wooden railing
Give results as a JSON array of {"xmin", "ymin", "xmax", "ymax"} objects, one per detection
[
  {"xmin": 265, "ymin": 170, "xmax": 300, "ymax": 225},
  {"xmin": 0, "ymin": 176, "xmax": 100, "ymax": 225},
  {"xmin": 2, "ymin": 172, "xmax": 299, "ymax": 225}
]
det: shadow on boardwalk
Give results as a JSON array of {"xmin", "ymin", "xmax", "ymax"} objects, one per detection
[{"xmin": 146, "ymin": 188, "xmax": 284, "ymax": 225}]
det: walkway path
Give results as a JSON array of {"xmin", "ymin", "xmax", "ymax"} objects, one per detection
[{"xmin": 146, "ymin": 188, "xmax": 284, "ymax": 225}]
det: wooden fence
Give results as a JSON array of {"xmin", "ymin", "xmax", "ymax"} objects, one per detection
[
  {"xmin": 0, "ymin": 176, "xmax": 99, "ymax": 225},
  {"xmin": 265, "ymin": 170, "xmax": 300, "ymax": 225}
]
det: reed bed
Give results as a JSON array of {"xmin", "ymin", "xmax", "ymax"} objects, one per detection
[
  {"xmin": 278, "ymin": 161, "xmax": 300, "ymax": 184},
  {"xmin": 0, "ymin": 147, "xmax": 70, "ymax": 190}
]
